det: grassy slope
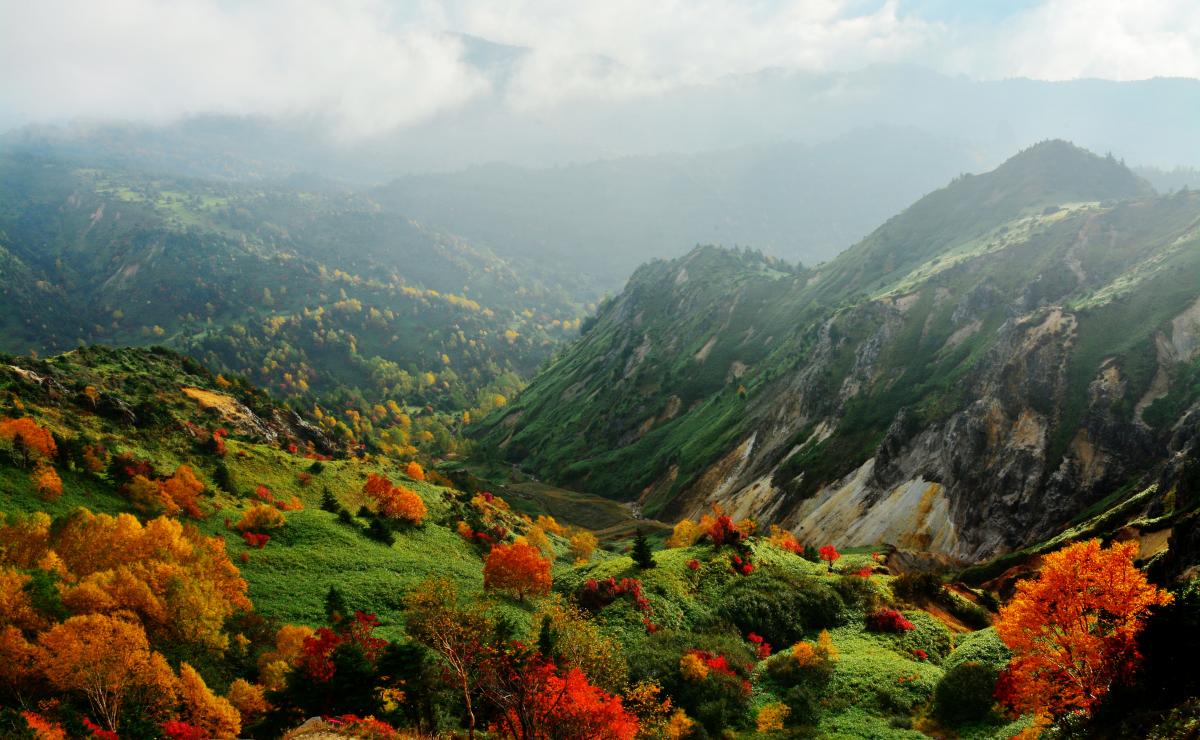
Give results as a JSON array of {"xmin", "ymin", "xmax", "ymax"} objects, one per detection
[
  {"xmin": 478, "ymin": 142, "xmax": 1200, "ymax": 520},
  {"xmin": 0, "ymin": 346, "xmax": 1033, "ymax": 736}
]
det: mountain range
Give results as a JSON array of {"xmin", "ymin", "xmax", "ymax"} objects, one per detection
[{"xmin": 479, "ymin": 141, "xmax": 1200, "ymax": 564}]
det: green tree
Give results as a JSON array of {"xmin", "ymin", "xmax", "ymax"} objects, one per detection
[{"xmin": 632, "ymin": 530, "xmax": 656, "ymax": 570}]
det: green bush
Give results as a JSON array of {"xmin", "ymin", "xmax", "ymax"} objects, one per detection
[
  {"xmin": 834, "ymin": 574, "xmax": 889, "ymax": 613},
  {"xmin": 943, "ymin": 628, "xmax": 1010, "ymax": 673},
  {"xmin": 934, "ymin": 660, "xmax": 1000, "ymax": 725},
  {"xmin": 624, "ymin": 630, "xmax": 754, "ymax": 734},
  {"xmin": 714, "ymin": 573, "xmax": 845, "ymax": 646},
  {"xmin": 895, "ymin": 611, "xmax": 953, "ymax": 664},
  {"xmin": 891, "ymin": 572, "xmax": 942, "ymax": 603}
]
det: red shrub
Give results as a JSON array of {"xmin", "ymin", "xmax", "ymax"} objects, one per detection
[
  {"xmin": 866, "ymin": 609, "xmax": 915, "ymax": 633},
  {"xmin": 162, "ymin": 720, "xmax": 206, "ymax": 740},
  {"xmin": 241, "ymin": 531, "xmax": 270, "ymax": 549},
  {"xmin": 579, "ymin": 577, "xmax": 651, "ymax": 613},
  {"xmin": 707, "ymin": 515, "xmax": 745, "ymax": 547}
]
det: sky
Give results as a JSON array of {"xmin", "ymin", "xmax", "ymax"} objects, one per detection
[{"xmin": 1, "ymin": 0, "xmax": 1198, "ymax": 138}]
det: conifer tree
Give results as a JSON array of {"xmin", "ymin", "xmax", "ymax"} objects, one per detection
[{"xmin": 632, "ymin": 530, "xmax": 656, "ymax": 570}]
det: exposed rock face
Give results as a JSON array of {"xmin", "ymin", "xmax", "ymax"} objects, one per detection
[{"xmin": 483, "ymin": 143, "xmax": 1200, "ymax": 561}]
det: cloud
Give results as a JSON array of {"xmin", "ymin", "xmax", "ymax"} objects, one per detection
[
  {"xmin": 1, "ymin": 0, "xmax": 1198, "ymax": 137},
  {"xmin": 983, "ymin": 0, "xmax": 1200, "ymax": 81},
  {"xmin": 0, "ymin": 0, "xmax": 489, "ymax": 138},
  {"xmin": 445, "ymin": 0, "xmax": 940, "ymax": 109}
]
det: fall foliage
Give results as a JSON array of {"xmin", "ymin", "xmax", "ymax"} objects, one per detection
[
  {"xmin": 0, "ymin": 509, "xmax": 251, "ymax": 651},
  {"xmin": 484, "ymin": 542, "xmax": 552, "ymax": 601},
  {"xmin": 36, "ymin": 614, "xmax": 178, "ymax": 732},
  {"xmin": 0, "ymin": 417, "xmax": 57, "ymax": 466},
  {"xmin": 405, "ymin": 461, "xmax": 426, "ymax": 481},
  {"xmin": 363, "ymin": 474, "xmax": 426, "ymax": 525},
  {"xmin": 236, "ymin": 503, "xmax": 287, "ymax": 532},
  {"xmin": 569, "ymin": 530, "xmax": 598, "ymax": 564},
  {"xmin": 177, "ymin": 662, "xmax": 241, "ymax": 738},
  {"xmin": 32, "ymin": 463, "xmax": 62, "ymax": 501},
  {"xmin": 994, "ymin": 538, "xmax": 1172, "ymax": 720}
]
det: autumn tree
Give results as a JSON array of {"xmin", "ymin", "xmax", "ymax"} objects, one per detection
[
  {"xmin": 178, "ymin": 662, "xmax": 241, "ymax": 738},
  {"xmin": 531, "ymin": 598, "xmax": 628, "ymax": 691},
  {"xmin": 484, "ymin": 542, "xmax": 552, "ymax": 601},
  {"xmin": 569, "ymin": 530, "xmax": 598, "ymax": 564},
  {"xmin": 363, "ymin": 474, "xmax": 425, "ymax": 525},
  {"xmin": 404, "ymin": 578, "xmax": 495, "ymax": 739},
  {"xmin": 36, "ymin": 614, "xmax": 178, "ymax": 732},
  {"xmin": 0, "ymin": 417, "xmax": 57, "ymax": 467},
  {"xmin": 818, "ymin": 544, "xmax": 840, "ymax": 572},
  {"xmin": 6, "ymin": 509, "xmax": 252, "ymax": 652},
  {"xmin": 405, "ymin": 461, "xmax": 426, "ymax": 481},
  {"xmin": 226, "ymin": 678, "xmax": 269, "ymax": 726},
  {"xmin": 525, "ymin": 525, "xmax": 554, "ymax": 559},
  {"xmin": 994, "ymin": 539, "xmax": 1172, "ymax": 720},
  {"xmin": 484, "ymin": 649, "xmax": 639, "ymax": 740},
  {"xmin": 32, "ymin": 463, "xmax": 62, "ymax": 501},
  {"xmin": 159, "ymin": 465, "xmax": 205, "ymax": 519}
]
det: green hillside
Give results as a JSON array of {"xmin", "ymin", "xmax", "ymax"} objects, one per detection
[
  {"xmin": 477, "ymin": 141, "xmax": 1200, "ymax": 562},
  {"xmin": 0, "ymin": 345, "xmax": 1043, "ymax": 738},
  {"xmin": 0, "ymin": 153, "xmax": 584, "ymax": 459}
]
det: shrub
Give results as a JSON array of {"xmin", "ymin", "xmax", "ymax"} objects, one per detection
[
  {"xmin": 834, "ymin": 574, "xmax": 887, "ymax": 613},
  {"xmin": 707, "ymin": 515, "xmax": 745, "ymax": 547},
  {"xmin": 756, "ymin": 702, "xmax": 790, "ymax": 732},
  {"xmin": 934, "ymin": 660, "xmax": 1000, "ymax": 725},
  {"xmin": 943, "ymin": 628, "xmax": 1011, "ymax": 673},
  {"xmin": 716, "ymin": 574, "xmax": 845, "ymax": 647},
  {"xmin": 866, "ymin": 609, "xmax": 914, "ymax": 633},
  {"xmin": 578, "ymin": 577, "xmax": 650, "ymax": 614},
  {"xmin": 365, "ymin": 518, "xmax": 395, "ymax": 546},
  {"xmin": 891, "ymin": 572, "xmax": 942, "ymax": 603},
  {"xmin": 625, "ymin": 631, "xmax": 755, "ymax": 733},
  {"xmin": 404, "ymin": 461, "xmax": 425, "ymax": 481},
  {"xmin": 236, "ymin": 504, "xmax": 286, "ymax": 532},
  {"xmin": 889, "ymin": 611, "xmax": 955, "ymax": 664}
]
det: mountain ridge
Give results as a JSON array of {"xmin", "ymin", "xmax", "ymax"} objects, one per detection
[{"xmin": 479, "ymin": 141, "xmax": 1200, "ymax": 562}]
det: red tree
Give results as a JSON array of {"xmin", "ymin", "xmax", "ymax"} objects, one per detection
[
  {"xmin": 484, "ymin": 543, "xmax": 552, "ymax": 601},
  {"xmin": 994, "ymin": 539, "xmax": 1171, "ymax": 719},
  {"xmin": 818, "ymin": 544, "xmax": 840, "ymax": 572}
]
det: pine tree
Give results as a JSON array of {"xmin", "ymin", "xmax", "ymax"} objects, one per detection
[
  {"xmin": 325, "ymin": 586, "xmax": 350, "ymax": 626},
  {"xmin": 537, "ymin": 614, "xmax": 557, "ymax": 660},
  {"xmin": 632, "ymin": 530, "xmax": 656, "ymax": 570},
  {"xmin": 320, "ymin": 487, "xmax": 339, "ymax": 513}
]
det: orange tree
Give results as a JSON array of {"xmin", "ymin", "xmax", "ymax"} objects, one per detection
[
  {"xmin": 994, "ymin": 538, "xmax": 1171, "ymax": 720},
  {"xmin": 484, "ymin": 542, "xmax": 552, "ymax": 602}
]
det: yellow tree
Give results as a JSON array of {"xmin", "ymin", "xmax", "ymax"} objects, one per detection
[
  {"xmin": 405, "ymin": 578, "xmax": 495, "ymax": 740},
  {"xmin": 36, "ymin": 614, "xmax": 178, "ymax": 731},
  {"xmin": 569, "ymin": 530, "xmax": 598, "ymax": 564},
  {"xmin": 178, "ymin": 662, "xmax": 241, "ymax": 738},
  {"xmin": 994, "ymin": 539, "xmax": 1171, "ymax": 720}
]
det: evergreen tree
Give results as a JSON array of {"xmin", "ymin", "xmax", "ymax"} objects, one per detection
[
  {"xmin": 213, "ymin": 460, "xmax": 234, "ymax": 494},
  {"xmin": 325, "ymin": 586, "xmax": 350, "ymax": 626},
  {"xmin": 537, "ymin": 614, "xmax": 557, "ymax": 660},
  {"xmin": 632, "ymin": 529, "xmax": 656, "ymax": 569},
  {"xmin": 320, "ymin": 487, "xmax": 339, "ymax": 513}
]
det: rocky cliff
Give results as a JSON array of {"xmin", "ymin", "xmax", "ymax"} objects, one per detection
[{"xmin": 480, "ymin": 141, "xmax": 1200, "ymax": 562}]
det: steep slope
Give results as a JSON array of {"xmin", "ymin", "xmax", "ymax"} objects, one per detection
[{"xmin": 479, "ymin": 141, "xmax": 1200, "ymax": 561}]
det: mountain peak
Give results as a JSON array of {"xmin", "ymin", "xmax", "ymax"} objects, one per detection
[{"xmin": 989, "ymin": 139, "xmax": 1152, "ymax": 197}]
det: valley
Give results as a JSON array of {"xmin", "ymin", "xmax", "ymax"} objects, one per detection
[{"xmin": 1, "ymin": 140, "xmax": 1198, "ymax": 739}]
